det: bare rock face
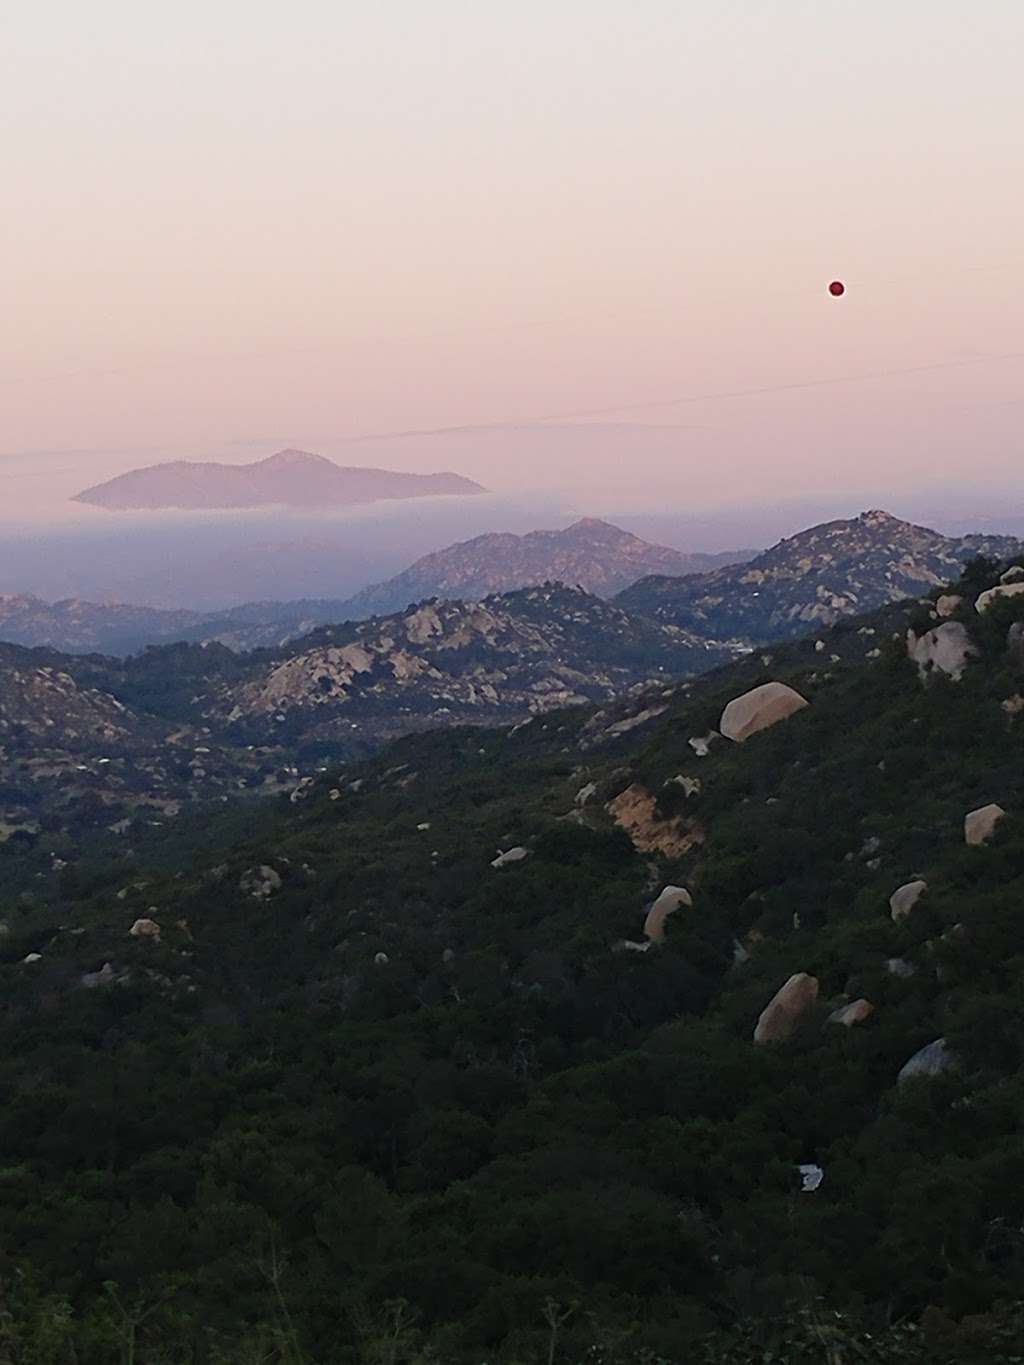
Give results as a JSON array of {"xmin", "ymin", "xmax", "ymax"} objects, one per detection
[
  {"xmin": 753, "ymin": 972, "xmax": 819, "ymax": 1044},
  {"xmin": 889, "ymin": 879, "xmax": 928, "ymax": 921},
  {"xmin": 906, "ymin": 622, "xmax": 977, "ymax": 681},
  {"xmin": 965, "ymin": 803, "xmax": 1006, "ymax": 846},
  {"xmin": 897, "ymin": 1038, "xmax": 953, "ymax": 1085},
  {"xmin": 976, "ymin": 581, "xmax": 1024, "ymax": 613},
  {"xmin": 828, "ymin": 998, "xmax": 874, "ymax": 1027},
  {"xmin": 1002, "ymin": 565, "xmax": 1024, "ymax": 584},
  {"xmin": 643, "ymin": 885, "xmax": 693, "ymax": 943},
  {"xmin": 606, "ymin": 784, "xmax": 703, "ymax": 857},
  {"xmin": 935, "ymin": 594, "xmax": 962, "ymax": 618},
  {"xmin": 240, "ymin": 865, "xmax": 282, "ymax": 899},
  {"xmin": 720, "ymin": 682, "xmax": 808, "ymax": 743},
  {"xmin": 129, "ymin": 918, "xmax": 161, "ymax": 941}
]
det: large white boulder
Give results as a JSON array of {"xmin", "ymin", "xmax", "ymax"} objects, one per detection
[
  {"xmin": 976, "ymin": 582, "xmax": 1024, "ymax": 613},
  {"xmin": 1001, "ymin": 565, "xmax": 1024, "ymax": 584},
  {"xmin": 720, "ymin": 682, "xmax": 809, "ymax": 744},
  {"xmin": 897, "ymin": 1038, "xmax": 953, "ymax": 1085},
  {"xmin": 492, "ymin": 846, "xmax": 530, "ymax": 868},
  {"xmin": 935, "ymin": 594, "xmax": 962, "ymax": 618},
  {"xmin": 643, "ymin": 885, "xmax": 693, "ymax": 943},
  {"xmin": 889, "ymin": 880, "xmax": 928, "ymax": 921},
  {"xmin": 753, "ymin": 972, "xmax": 819, "ymax": 1044},
  {"xmin": 906, "ymin": 623, "xmax": 977, "ymax": 681},
  {"xmin": 965, "ymin": 803, "xmax": 1005, "ymax": 846}
]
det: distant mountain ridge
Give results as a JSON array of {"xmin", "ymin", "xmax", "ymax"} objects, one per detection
[
  {"xmin": 336, "ymin": 517, "xmax": 747, "ymax": 618},
  {"xmin": 616, "ymin": 509, "xmax": 1020, "ymax": 643},
  {"xmin": 72, "ymin": 448, "xmax": 486, "ymax": 510},
  {"xmin": 0, "ymin": 519, "xmax": 748, "ymax": 656}
]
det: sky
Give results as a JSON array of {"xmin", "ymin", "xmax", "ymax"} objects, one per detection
[{"xmin": 4, "ymin": 0, "xmax": 1024, "ymax": 516}]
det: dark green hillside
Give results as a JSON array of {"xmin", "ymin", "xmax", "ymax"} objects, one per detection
[{"xmin": 1, "ymin": 564, "xmax": 1023, "ymax": 1361}]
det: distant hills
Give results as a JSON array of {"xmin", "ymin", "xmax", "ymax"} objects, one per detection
[
  {"xmin": 0, "ymin": 519, "xmax": 747, "ymax": 656},
  {"xmin": 616, "ymin": 508, "xmax": 1020, "ymax": 644},
  {"xmin": 3, "ymin": 509, "xmax": 1017, "ymax": 659},
  {"xmin": 336, "ymin": 517, "xmax": 747, "ymax": 618},
  {"xmin": 72, "ymin": 448, "xmax": 486, "ymax": 510}
]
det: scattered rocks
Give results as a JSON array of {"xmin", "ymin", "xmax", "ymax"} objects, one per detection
[
  {"xmin": 491, "ymin": 846, "xmax": 530, "ymax": 868},
  {"xmin": 666, "ymin": 774, "xmax": 701, "ymax": 797},
  {"xmin": 828, "ymin": 998, "xmax": 874, "ymax": 1027},
  {"xmin": 1002, "ymin": 695, "xmax": 1024, "ymax": 718},
  {"xmin": 239, "ymin": 865, "xmax": 283, "ymax": 899},
  {"xmin": 906, "ymin": 622, "xmax": 977, "ymax": 681},
  {"xmin": 976, "ymin": 582, "xmax": 1024, "ymax": 613},
  {"xmin": 606, "ymin": 784, "xmax": 703, "ymax": 857},
  {"xmin": 22, "ymin": 952, "xmax": 42, "ymax": 964},
  {"xmin": 753, "ymin": 972, "xmax": 819, "ymax": 1044},
  {"xmin": 897, "ymin": 1038, "xmax": 953, "ymax": 1085},
  {"xmin": 720, "ymin": 682, "xmax": 809, "ymax": 744},
  {"xmin": 129, "ymin": 918, "xmax": 161, "ymax": 941},
  {"xmin": 575, "ymin": 781, "xmax": 598, "ymax": 807},
  {"xmin": 935, "ymin": 594, "xmax": 962, "ymax": 618},
  {"xmin": 643, "ymin": 885, "xmax": 693, "ymax": 943},
  {"xmin": 965, "ymin": 803, "xmax": 1005, "ymax": 846},
  {"xmin": 889, "ymin": 879, "xmax": 928, "ymax": 921},
  {"xmin": 688, "ymin": 732, "xmax": 719, "ymax": 757},
  {"xmin": 416, "ymin": 822, "xmax": 431, "ymax": 831}
]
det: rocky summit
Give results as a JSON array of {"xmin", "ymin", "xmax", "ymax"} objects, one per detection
[{"xmin": 616, "ymin": 508, "xmax": 1019, "ymax": 644}]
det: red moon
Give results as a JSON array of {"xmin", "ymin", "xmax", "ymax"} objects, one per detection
[{"xmin": 828, "ymin": 280, "xmax": 845, "ymax": 296}]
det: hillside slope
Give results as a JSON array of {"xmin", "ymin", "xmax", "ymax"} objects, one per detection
[
  {"xmin": 1, "ymin": 556, "xmax": 1023, "ymax": 1357},
  {"xmin": 616, "ymin": 508, "xmax": 1019, "ymax": 644}
]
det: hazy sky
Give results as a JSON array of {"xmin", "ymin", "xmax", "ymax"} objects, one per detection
[{"xmin": 4, "ymin": 0, "xmax": 1024, "ymax": 511}]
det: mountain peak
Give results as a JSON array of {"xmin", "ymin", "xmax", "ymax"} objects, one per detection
[{"xmin": 257, "ymin": 448, "xmax": 334, "ymax": 469}]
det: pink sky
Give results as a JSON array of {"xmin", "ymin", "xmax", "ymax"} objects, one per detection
[{"xmin": 4, "ymin": 1, "xmax": 1023, "ymax": 511}]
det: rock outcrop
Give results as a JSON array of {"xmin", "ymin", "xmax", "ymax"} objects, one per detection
[
  {"xmin": 897, "ymin": 1038, "xmax": 953, "ymax": 1085},
  {"xmin": 606, "ymin": 785, "xmax": 703, "ymax": 857},
  {"xmin": 906, "ymin": 623, "xmax": 977, "ymax": 681},
  {"xmin": 753, "ymin": 972, "xmax": 819, "ymax": 1044},
  {"xmin": 965, "ymin": 804, "xmax": 1005, "ymax": 846},
  {"xmin": 828, "ymin": 998, "xmax": 874, "ymax": 1027},
  {"xmin": 976, "ymin": 582, "xmax": 1024, "ymax": 613},
  {"xmin": 643, "ymin": 886, "xmax": 693, "ymax": 943},
  {"xmin": 889, "ymin": 880, "xmax": 928, "ymax": 921},
  {"xmin": 128, "ymin": 918, "xmax": 161, "ymax": 941},
  {"xmin": 720, "ymin": 682, "xmax": 809, "ymax": 743},
  {"xmin": 935, "ymin": 594, "xmax": 962, "ymax": 618}
]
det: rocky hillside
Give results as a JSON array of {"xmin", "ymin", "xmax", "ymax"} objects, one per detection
[
  {"xmin": 616, "ymin": 508, "xmax": 1019, "ymax": 644},
  {"xmin": 0, "ymin": 593, "xmax": 207, "ymax": 655},
  {"xmin": 0, "ymin": 586, "xmax": 732, "ymax": 834},
  {"xmin": 101, "ymin": 585, "xmax": 736, "ymax": 747},
  {"xmin": 73, "ymin": 447, "xmax": 485, "ymax": 510},
  {"xmin": 337, "ymin": 517, "xmax": 746, "ymax": 618},
  {"xmin": 1, "ymin": 554, "xmax": 1023, "ymax": 1358}
]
